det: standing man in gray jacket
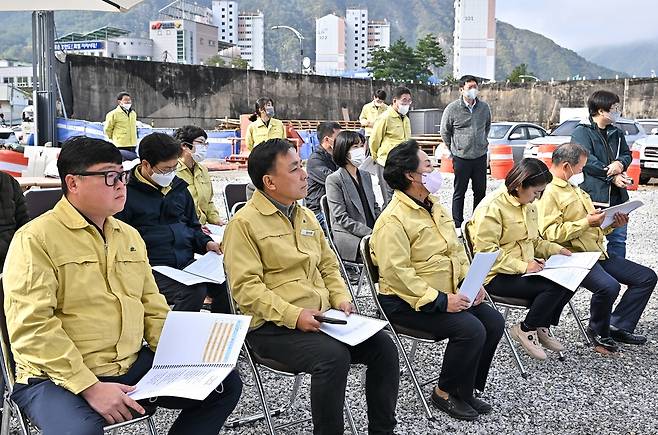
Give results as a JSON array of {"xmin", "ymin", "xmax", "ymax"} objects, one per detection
[{"xmin": 440, "ymin": 75, "xmax": 492, "ymax": 228}]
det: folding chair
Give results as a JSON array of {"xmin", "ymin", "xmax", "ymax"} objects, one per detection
[
  {"xmin": 223, "ymin": 183, "xmax": 248, "ymax": 219},
  {"xmin": 460, "ymin": 221, "xmax": 591, "ymax": 379},
  {"xmin": 23, "ymin": 187, "xmax": 62, "ymax": 220},
  {"xmin": 320, "ymin": 195, "xmax": 366, "ymax": 301},
  {"xmin": 223, "ymin": 272, "xmax": 359, "ymax": 435},
  {"xmin": 0, "ymin": 277, "xmax": 158, "ymax": 435},
  {"xmin": 359, "ymin": 236, "xmax": 436, "ymax": 420}
]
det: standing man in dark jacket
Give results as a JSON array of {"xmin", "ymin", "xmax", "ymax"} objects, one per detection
[
  {"xmin": 306, "ymin": 121, "xmax": 341, "ymax": 230},
  {"xmin": 440, "ymin": 75, "xmax": 492, "ymax": 229},
  {"xmin": 0, "ymin": 171, "xmax": 29, "ymax": 269},
  {"xmin": 115, "ymin": 133, "xmax": 227, "ymax": 312},
  {"xmin": 571, "ymin": 90, "xmax": 633, "ymax": 259}
]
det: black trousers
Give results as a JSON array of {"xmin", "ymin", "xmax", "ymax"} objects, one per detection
[
  {"xmin": 485, "ymin": 274, "xmax": 574, "ymax": 328},
  {"xmin": 452, "ymin": 154, "xmax": 488, "ymax": 228},
  {"xmin": 382, "ymin": 297, "xmax": 504, "ymax": 399},
  {"xmin": 153, "ymin": 271, "xmax": 230, "ymax": 313},
  {"xmin": 248, "ymin": 323, "xmax": 399, "ymax": 435},
  {"xmin": 12, "ymin": 347, "xmax": 243, "ymax": 435}
]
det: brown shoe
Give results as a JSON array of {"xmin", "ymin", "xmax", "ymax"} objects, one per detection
[
  {"xmin": 510, "ymin": 323, "xmax": 547, "ymax": 360},
  {"xmin": 536, "ymin": 327, "xmax": 565, "ymax": 352}
]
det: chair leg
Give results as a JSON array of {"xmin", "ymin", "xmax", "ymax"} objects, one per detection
[
  {"xmin": 498, "ymin": 305, "xmax": 529, "ymax": 379},
  {"xmin": 569, "ymin": 301, "xmax": 592, "ymax": 345},
  {"xmin": 408, "ymin": 340, "xmax": 419, "ymax": 364},
  {"xmin": 547, "ymin": 327, "xmax": 566, "ymax": 362},
  {"xmin": 354, "ymin": 267, "xmax": 365, "ymax": 298},
  {"xmin": 388, "ymin": 329, "xmax": 433, "ymax": 420},
  {"xmin": 147, "ymin": 415, "xmax": 158, "ymax": 435},
  {"xmin": 344, "ymin": 403, "xmax": 358, "ymax": 434},
  {"xmin": 0, "ymin": 397, "xmax": 11, "ymax": 435}
]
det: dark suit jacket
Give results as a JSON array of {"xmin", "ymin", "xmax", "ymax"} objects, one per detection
[{"xmin": 325, "ymin": 167, "xmax": 381, "ymax": 261}]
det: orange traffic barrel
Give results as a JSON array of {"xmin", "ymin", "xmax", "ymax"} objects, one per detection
[
  {"xmin": 440, "ymin": 150, "xmax": 454, "ymax": 173},
  {"xmin": 490, "ymin": 145, "xmax": 514, "ymax": 180},
  {"xmin": 627, "ymin": 149, "xmax": 640, "ymax": 191},
  {"xmin": 0, "ymin": 150, "xmax": 28, "ymax": 177},
  {"xmin": 538, "ymin": 143, "xmax": 558, "ymax": 167}
]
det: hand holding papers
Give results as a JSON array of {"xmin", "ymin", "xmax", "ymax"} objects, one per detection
[
  {"xmin": 523, "ymin": 251, "xmax": 600, "ymax": 291},
  {"xmin": 205, "ymin": 223, "xmax": 226, "ymax": 243},
  {"xmin": 458, "ymin": 251, "xmax": 500, "ymax": 306},
  {"xmin": 600, "ymin": 200, "xmax": 643, "ymax": 228},
  {"xmin": 152, "ymin": 252, "xmax": 225, "ymax": 286},
  {"xmin": 318, "ymin": 309, "xmax": 387, "ymax": 346},
  {"xmin": 129, "ymin": 311, "xmax": 251, "ymax": 401}
]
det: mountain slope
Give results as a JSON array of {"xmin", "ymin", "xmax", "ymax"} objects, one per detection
[
  {"xmin": 0, "ymin": 0, "xmax": 620, "ymax": 80},
  {"xmin": 580, "ymin": 40, "xmax": 658, "ymax": 77}
]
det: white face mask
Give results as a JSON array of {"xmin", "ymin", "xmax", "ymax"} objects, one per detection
[
  {"xmin": 192, "ymin": 145, "xmax": 208, "ymax": 163},
  {"xmin": 397, "ymin": 104, "xmax": 410, "ymax": 116},
  {"xmin": 421, "ymin": 170, "xmax": 443, "ymax": 194},
  {"xmin": 464, "ymin": 88, "xmax": 479, "ymax": 100},
  {"xmin": 605, "ymin": 110, "xmax": 621, "ymax": 123},
  {"xmin": 567, "ymin": 166, "xmax": 585, "ymax": 187},
  {"xmin": 121, "ymin": 103, "xmax": 132, "ymax": 111},
  {"xmin": 348, "ymin": 146, "xmax": 366, "ymax": 167},
  {"xmin": 151, "ymin": 170, "xmax": 176, "ymax": 187}
]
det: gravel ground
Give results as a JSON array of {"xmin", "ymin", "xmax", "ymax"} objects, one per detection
[{"xmin": 8, "ymin": 170, "xmax": 658, "ymax": 435}]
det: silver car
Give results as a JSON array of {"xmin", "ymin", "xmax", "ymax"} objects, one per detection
[
  {"xmin": 488, "ymin": 122, "xmax": 547, "ymax": 162},
  {"xmin": 524, "ymin": 118, "xmax": 646, "ymax": 159}
]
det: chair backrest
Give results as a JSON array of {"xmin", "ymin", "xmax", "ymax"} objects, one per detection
[
  {"xmin": 461, "ymin": 220, "xmax": 475, "ymax": 262},
  {"xmin": 320, "ymin": 195, "xmax": 334, "ymax": 235},
  {"xmin": 231, "ymin": 201, "xmax": 247, "ymax": 216},
  {"xmin": 223, "ymin": 183, "xmax": 248, "ymax": 218},
  {"xmin": 359, "ymin": 235, "xmax": 392, "ymax": 321},
  {"xmin": 0, "ymin": 277, "xmax": 18, "ymax": 394},
  {"xmin": 24, "ymin": 187, "xmax": 62, "ymax": 220}
]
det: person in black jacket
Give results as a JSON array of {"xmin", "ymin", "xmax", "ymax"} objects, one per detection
[
  {"xmin": 571, "ymin": 90, "xmax": 633, "ymax": 259},
  {"xmin": 115, "ymin": 133, "xmax": 227, "ymax": 312},
  {"xmin": 305, "ymin": 121, "xmax": 341, "ymax": 231},
  {"xmin": 0, "ymin": 171, "xmax": 29, "ymax": 269}
]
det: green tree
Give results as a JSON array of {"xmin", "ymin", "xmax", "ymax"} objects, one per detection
[
  {"xmin": 204, "ymin": 55, "xmax": 226, "ymax": 67},
  {"xmin": 507, "ymin": 63, "xmax": 536, "ymax": 83},
  {"xmin": 415, "ymin": 33, "xmax": 447, "ymax": 78},
  {"xmin": 230, "ymin": 58, "xmax": 250, "ymax": 69}
]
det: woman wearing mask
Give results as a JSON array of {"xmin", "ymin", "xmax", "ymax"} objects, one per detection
[
  {"xmin": 325, "ymin": 131, "xmax": 381, "ymax": 262},
  {"xmin": 467, "ymin": 158, "xmax": 573, "ymax": 362},
  {"xmin": 370, "ymin": 140, "xmax": 504, "ymax": 421},
  {"xmin": 174, "ymin": 125, "xmax": 224, "ymax": 226},
  {"xmin": 245, "ymin": 97, "xmax": 286, "ymax": 151}
]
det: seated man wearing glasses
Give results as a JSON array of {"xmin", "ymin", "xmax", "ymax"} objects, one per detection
[
  {"xmin": 116, "ymin": 133, "xmax": 224, "ymax": 312},
  {"xmin": 3, "ymin": 136, "xmax": 242, "ymax": 435}
]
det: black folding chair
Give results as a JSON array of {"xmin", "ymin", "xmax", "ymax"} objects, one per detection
[
  {"xmin": 223, "ymin": 270, "xmax": 358, "ymax": 434},
  {"xmin": 460, "ymin": 221, "xmax": 590, "ymax": 378},
  {"xmin": 320, "ymin": 195, "xmax": 366, "ymax": 303},
  {"xmin": 223, "ymin": 183, "xmax": 248, "ymax": 218},
  {"xmin": 359, "ymin": 236, "xmax": 436, "ymax": 420},
  {"xmin": 0, "ymin": 276, "xmax": 158, "ymax": 435},
  {"xmin": 23, "ymin": 187, "xmax": 62, "ymax": 220}
]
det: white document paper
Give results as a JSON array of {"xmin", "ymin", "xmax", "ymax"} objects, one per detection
[
  {"xmin": 601, "ymin": 200, "xmax": 644, "ymax": 228},
  {"xmin": 318, "ymin": 309, "xmax": 387, "ymax": 347},
  {"xmin": 359, "ymin": 156, "xmax": 379, "ymax": 175},
  {"xmin": 205, "ymin": 224, "xmax": 226, "ymax": 243},
  {"xmin": 523, "ymin": 251, "xmax": 600, "ymax": 291},
  {"xmin": 129, "ymin": 311, "xmax": 251, "ymax": 401},
  {"xmin": 458, "ymin": 251, "xmax": 501, "ymax": 304},
  {"xmin": 152, "ymin": 252, "xmax": 225, "ymax": 285}
]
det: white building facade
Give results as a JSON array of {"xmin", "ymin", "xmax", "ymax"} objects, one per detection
[
  {"xmin": 237, "ymin": 12, "xmax": 265, "ymax": 70},
  {"xmin": 345, "ymin": 7, "xmax": 369, "ymax": 71},
  {"xmin": 367, "ymin": 20, "xmax": 390, "ymax": 63},
  {"xmin": 212, "ymin": 1, "xmax": 238, "ymax": 44},
  {"xmin": 453, "ymin": 0, "xmax": 496, "ymax": 81},
  {"xmin": 0, "ymin": 63, "xmax": 33, "ymax": 89},
  {"xmin": 315, "ymin": 14, "xmax": 346, "ymax": 76},
  {"xmin": 150, "ymin": 19, "xmax": 219, "ymax": 65}
]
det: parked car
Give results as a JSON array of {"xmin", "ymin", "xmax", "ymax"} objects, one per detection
[
  {"xmin": 434, "ymin": 122, "xmax": 547, "ymax": 165},
  {"xmin": 0, "ymin": 126, "xmax": 18, "ymax": 145},
  {"xmin": 631, "ymin": 135, "xmax": 658, "ymax": 183},
  {"xmin": 524, "ymin": 118, "xmax": 647, "ymax": 159},
  {"xmin": 637, "ymin": 119, "xmax": 658, "ymax": 135},
  {"xmin": 488, "ymin": 122, "xmax": 547, "ymax": 162}
]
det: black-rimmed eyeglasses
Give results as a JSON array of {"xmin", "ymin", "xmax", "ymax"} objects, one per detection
[{"xmin": 71, "ymin": 170, "xmax": 130, "ymax": 187}]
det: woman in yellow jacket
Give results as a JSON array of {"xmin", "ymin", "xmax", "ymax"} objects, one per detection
[
  {"xmin": 371, "ymin": 140, "xmax": 505, "ymax": 421},
  {"xmin": 245, "ymin": 97, "xmax": 286, "ymax": 151},
  {"xmin": 468, "ymin": 158, "xmax": 573, "ymax": 361}
]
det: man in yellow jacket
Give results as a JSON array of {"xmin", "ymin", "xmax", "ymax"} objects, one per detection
[
  {"xmin": 3, "ymin": 136, "xmax": 242, "ymax": 435},
  {"xmin": 223, "ymin": 138, "xmax": 399, "ymax": 434},
  {"xmin": 369, "ymin": 86, "xmax": 412, "ymax": 204},
  {"xmin": 370, "ymin": 140, "xmax": 503, "ymax": 421},
  {"xmin": 359, "ymin": 89, "xmax": 388, "ymax": 141},
  {"xmin": 104, "ymin": 91, "xmax": 138, "ymax": 160},
  {"xmin": 537, "ymin": 143, "xmax": 656, "ymax": 353}
]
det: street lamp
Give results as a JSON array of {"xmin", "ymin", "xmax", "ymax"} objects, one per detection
[
  {"xmin": 518, "ymin": 75, "xmax": 539, "ymax": 82},
  {"xmin": 271, "ymin": 25, "xmax": 304, "ymax": 74}
]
